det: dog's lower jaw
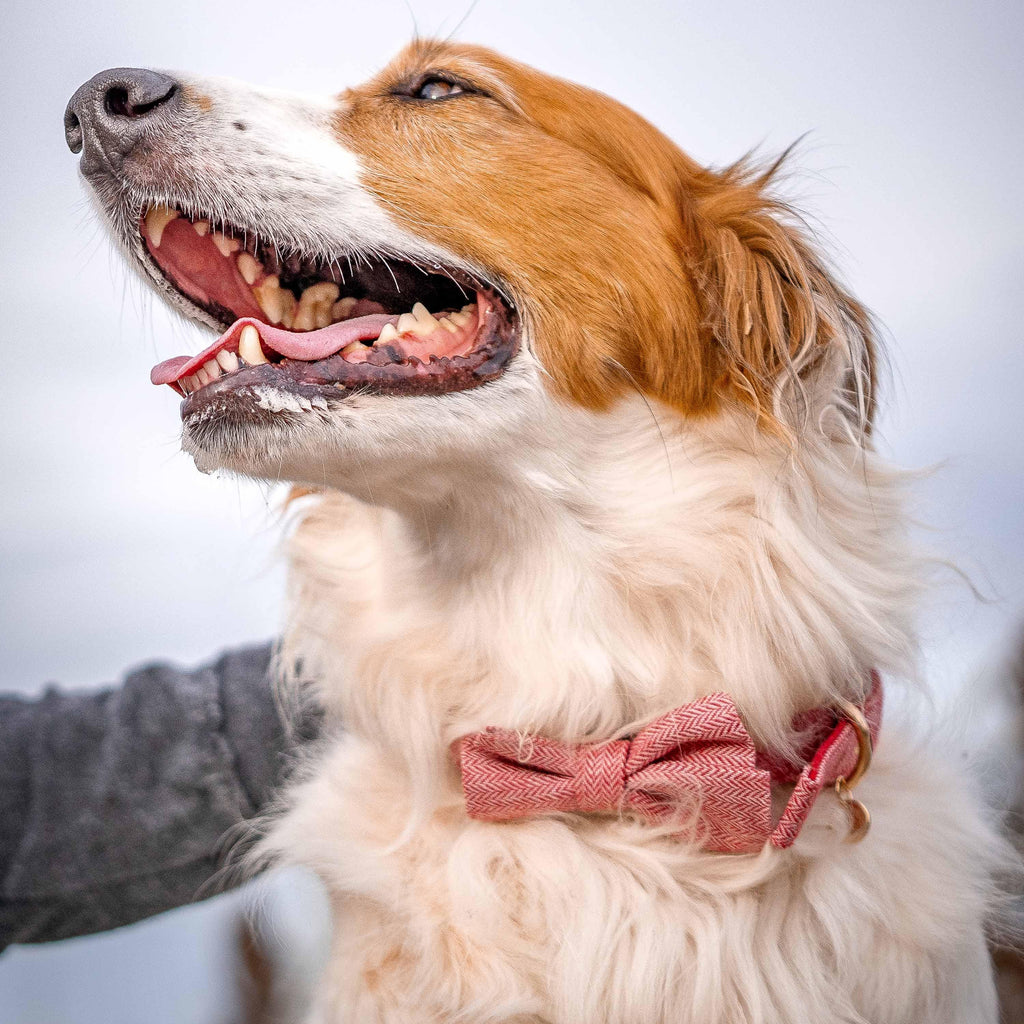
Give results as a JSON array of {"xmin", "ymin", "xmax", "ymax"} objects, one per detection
[
  {"xmin": 255, "ymin": 396, "xmax": 1001, "ymax": 1023},
  {"xmin": 177, "ymin": 346, "xmax": 544, "ymax": 485}
]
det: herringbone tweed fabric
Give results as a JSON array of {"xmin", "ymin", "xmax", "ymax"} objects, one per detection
[{"xmin": 457, "ymin": 674, "xmax": 882, "ymax": 853}]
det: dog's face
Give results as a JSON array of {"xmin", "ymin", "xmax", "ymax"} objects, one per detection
[{"xmin": 66, "ymin": 39, "xmax": 874, "ymax": 493}]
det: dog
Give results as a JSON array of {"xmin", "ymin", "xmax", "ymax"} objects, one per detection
[{"xmin": 65, "ymin": 39, "xmax": 1004, "ymax": 1023}]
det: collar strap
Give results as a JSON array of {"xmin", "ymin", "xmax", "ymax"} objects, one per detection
[{"xmin": 455, "ymin": 672, "xmax": 882, "ymax": 853}]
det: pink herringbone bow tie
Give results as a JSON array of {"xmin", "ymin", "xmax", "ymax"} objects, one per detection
[{"xmin": 456, "ymin": 673, "xmax": 882, "ymax": 854}]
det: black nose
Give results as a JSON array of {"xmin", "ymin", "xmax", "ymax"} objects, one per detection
[{"xmin": 64, "ymin": 68, "xmax": 180, "ymax": 173}]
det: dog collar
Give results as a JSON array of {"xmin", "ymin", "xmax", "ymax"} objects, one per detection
[{"xmin": 456, "ymin": 673, "xmax": 881, "ymax": 853}]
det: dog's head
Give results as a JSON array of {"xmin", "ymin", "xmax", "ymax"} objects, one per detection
[{"xmin": 66, "ymin": 40, "xmax": 875, "ymax": 492}]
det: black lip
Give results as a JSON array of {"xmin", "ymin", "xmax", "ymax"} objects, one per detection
[{"xmin": 179, "ymin": 285, "xmax": 520, "ymax": 421}]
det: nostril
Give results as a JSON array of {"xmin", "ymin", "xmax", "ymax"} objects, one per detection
[
  {"xmin": 103, "ymin": 80, "xmax": 178, "ymax": 119},
  {"xmin": 64, "ymin": 110, "xmax": 83, "ymax": 153},
  {"xmin": 104, "ymin": 86, "xmax": 131, "ymax": 118}
]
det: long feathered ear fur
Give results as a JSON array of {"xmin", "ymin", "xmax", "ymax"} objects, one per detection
[{"xmin": 683, "ymin": 152, "xmax": 879, "ymax": 442}]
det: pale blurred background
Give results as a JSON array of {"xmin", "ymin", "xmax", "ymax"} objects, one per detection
[{"xmin": 1, "ymin": 1, "xmax": 1022, "ymax": 1021}]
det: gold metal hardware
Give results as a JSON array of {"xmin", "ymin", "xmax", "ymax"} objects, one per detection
[{"xmin": 832, "ymin": 698, "xmax": 873, "ymax": 843}]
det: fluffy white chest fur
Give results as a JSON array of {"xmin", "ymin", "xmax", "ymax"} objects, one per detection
[
  {"xmin": 261, "ymin": 393, "xmax": 1000, "ymax": 1023},
  {"xmin": 66, "ymin": 37, "xmax": 1004, "ymax": 1024}
]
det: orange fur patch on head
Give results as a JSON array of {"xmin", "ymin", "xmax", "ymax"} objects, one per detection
[
  {"xmin": 182, "ymin": 86, "xmax": 213, "ymax": 112},
  {"xmin": 335, "ymin": 41, "xmax": 875, "ymax": 431}
]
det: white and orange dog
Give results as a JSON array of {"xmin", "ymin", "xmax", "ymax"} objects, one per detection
[{"xmin": 66, "ymin": 40, "xmax": 1003, "ymax": 1023}]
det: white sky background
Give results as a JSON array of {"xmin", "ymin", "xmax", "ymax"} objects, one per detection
[{"xmin": 1, "ymin": 0, "xmax": 1022, "ymax": 1020}]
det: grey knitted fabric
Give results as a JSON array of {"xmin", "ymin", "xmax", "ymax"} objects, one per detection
[{"xmin": 0, "ymin": 642, "xmax": 320, "ymax": 951}]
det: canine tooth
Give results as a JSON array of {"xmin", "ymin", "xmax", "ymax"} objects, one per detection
[
  {"xmin": 145, "ymin": 205, "xmax": 179, "ymax": 247},
  {"xmin": 377, "ymin": 322, "xmax": 400, "ymax": 344},
  {"xmin": 192, "ymin": 219, "xmax": 210, "ymax": 236},
  {"xmin": 216, "ymin": 350, "xmax": 239, "ymax": 372},
  {"xmin": 397, "ymin": 312, "xmax": 418, "ymax": 335},
  {"xmin": 238, "ymin": 324, "xmax": 268, "ymax": 365},
  {"xmin": 340, "ymin": 341, "xmax": 365, "ymax": 357},
  {"xmin": 212, "ymin": 232, "xmax": 241, "ymax": 257},
  {"xmin": 237, "ymin": 253, "xmax": 262, "ymax": 285},
  {"xmin": 331, "ymin": 297, "xmax": 358, "ymax": 322}
]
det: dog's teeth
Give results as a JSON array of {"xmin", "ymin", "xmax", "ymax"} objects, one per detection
[
  {"xmin": 182, "ymin": 373, "xmax": 199, "ymax": 393},
  {"xmin": 305, "ymin": 282, "xmax": 341, "ymax": 307},
  {"xmin": 340, "ymin": 340, "xmax": 365, "ymax": 358},
  {"xmin": 331, "ymin": 297, "xmax": 358, "ymax": 322},
  {"xmin": 253, "ymin": 275, "xmax": 297, "ymax": 327},
  {"xmin": 253, "ymin": 276, "xmax": 284, "ymax": 324},
  {"xmin": 450, "ymin": 304, "xmax": 477, "ymax": 327},
  {"xmin": 238, "ymin": 324, "xmax": 268, "ymax": 365},
  {"xmin": 294, "ymin": 282, "xmax": 340, "ymax": 331},
  {"xmin": 438, "ymin": 317, "xmax": 459, "ymax": 334},
  {"xmin": 144, "ymin": 204, "xmax": 179, "ymax": 247},
  {"xmin": 397, "ymin": 304, "xmax": 440, "ymax": 336},
  {"xmin": 203, "ymin": 358, "xmax": 222, "ymax": 380},
  {"xmin": 216, "ymin": 350, "xmax": 239, "ymax": 373},
  {"xmin": 195, "ymin": 366, "xmax": 211, "ymax": 386},
  {"xmin": 377, "ymin": 322, "xmax": 400, "ymax": 345},
  {"xmin": 192, "ymin": 219, "xmax": 210, "ymax": 236},
  {"xmin": 411, "ymin": 302, "xmax": 439, "ymax": 332},
  {"xmin": 237, "ymin": 253, "xmax": 263, "ymax": 285},
  {"xmin": 212, "ymin": 232, "xmax": 241, "ymax": 257}
]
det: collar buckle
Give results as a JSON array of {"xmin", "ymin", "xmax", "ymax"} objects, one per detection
[{"xmin": 833, "ymin": 698, "xmax": 873, "ymax": 843}]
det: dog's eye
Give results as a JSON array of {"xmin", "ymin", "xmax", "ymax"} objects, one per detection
[{"xmin": 415, "ymin": 78, "xmax": 465, "ymax": 101}]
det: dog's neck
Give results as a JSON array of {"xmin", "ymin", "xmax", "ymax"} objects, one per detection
[{"xmin": 284, "ymin": 395, "xmax": 916, "ymax": 762}]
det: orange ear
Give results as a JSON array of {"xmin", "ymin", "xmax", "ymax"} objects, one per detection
[{"xmin": 685, "ymin": 156, "xmax": 877, "ymax": 438}]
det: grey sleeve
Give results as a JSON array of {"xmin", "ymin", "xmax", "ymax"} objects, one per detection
[{"xmin": 0, "ymin": 642, "xmax": 320, "ymax": 951}]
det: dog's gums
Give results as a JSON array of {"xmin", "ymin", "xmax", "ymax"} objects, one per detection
[{"xmin": 141, "ymin": 204, "xmax": 519, "ymax": 405}]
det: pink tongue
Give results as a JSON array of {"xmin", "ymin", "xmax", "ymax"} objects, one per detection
[{"xmin": 150, "ymin": 313, "xmax": 399, "ymax": 386}]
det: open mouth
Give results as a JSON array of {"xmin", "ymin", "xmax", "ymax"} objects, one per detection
[{"xmin": 139, "ymin": 204, "xmax": 519, "ymax": 412}]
